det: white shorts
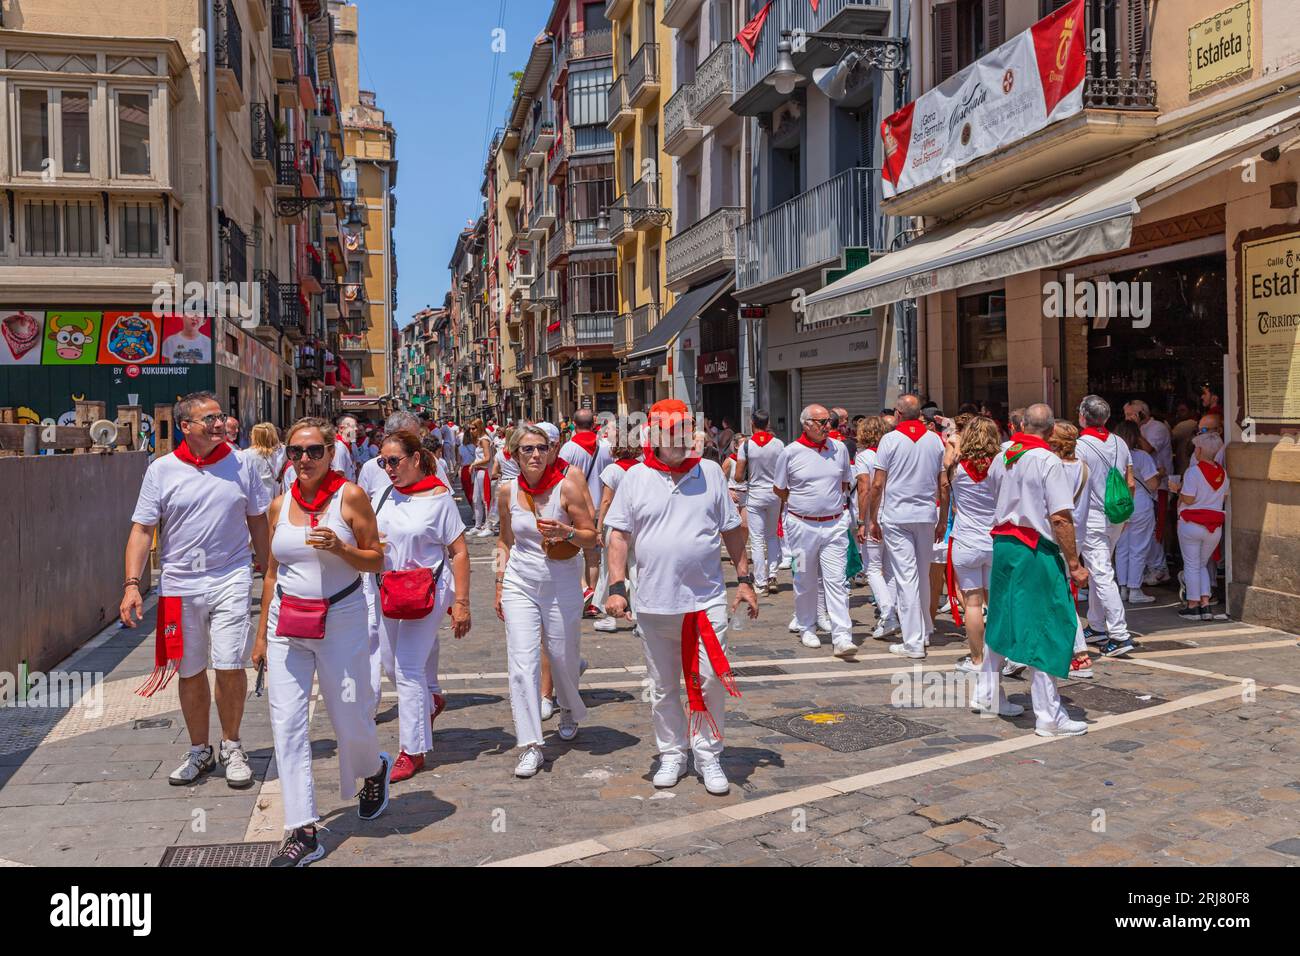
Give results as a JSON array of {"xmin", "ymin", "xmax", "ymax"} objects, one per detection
[
  {"xmin": 177, "ymin": 571, "xmax": 254, "ymax": 678},
  {"xmin": 931, "ymin": 539, "xmax": 949, "ymax": 566},
  {"xmin": 950, "ymin": 540, "xmax": 992, "ymax": 592}
]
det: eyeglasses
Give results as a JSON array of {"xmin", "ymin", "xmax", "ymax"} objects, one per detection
[
  {"xmin": 286, "ymin": 444, "xmax": 328, "ymax": 461},
  {"xmin": 517, "ymin": 444, "xmax": 548, "ymax": 456},
  {"xmin": 378, "ymin": 454, "xmax": 409, "ymax": 470},
  {"xmin": 805, "ymin": 418, "xmax": 831, "ymax": 427},
  {"xmin": 184, "ymin": 413, "xmax": 228, "ymax": 428}
]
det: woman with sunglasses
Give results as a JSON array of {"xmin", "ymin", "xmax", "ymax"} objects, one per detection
[
  {"xmin": 494, "ymin": 423, "xmax": 599, "ymax": 778},
  {"xmin": 253, "ymin": 418, "xmax": 391, "ymax": 866},
  {"xmin": 373, "ymin": 429, "xmax": 472, "ymax": 783}
]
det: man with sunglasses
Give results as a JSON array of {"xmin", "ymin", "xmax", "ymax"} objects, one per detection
[{"xmin": 120, "ymin": 391, "xmax": 271, "ymax": 788}]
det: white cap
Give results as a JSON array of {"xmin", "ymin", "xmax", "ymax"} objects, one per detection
[{"xmin": 538, "ymin": 422, "xmax": 560, "ymax": 442}]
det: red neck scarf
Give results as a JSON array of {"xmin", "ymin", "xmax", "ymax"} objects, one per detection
[
  {"xmin": 616, "ymin": 458, "xmax": 639, "ymax": 471},
  {"xmin": 642, "ymin": 446, "xmax": 700, "ymax": 475},
  {"xmin": 569, "ymin": 429, "xmax": 599, "ymax": 456},
  {"xmin": 750, "ymin": 430, "xmax": 776, "ymax": 447},
  {"xmin": 828, "ymin": 429, "xmax": 844, "ymax": 441},
  {"xmin": 397, "ymin": 474, "xmax": 446, "ymax": 495},
  {"xmin": 1004, "ymin": 432, "xmax": 1051, "ymax": 466},
  {"xmin": 681, "ymin": 611, "xmax": 741, "ymax": 741},
  {"xmin": 960, "ymin": 458, "xmax": 991, "ymax": 482},
  {"xmin": 895, "ymin": 420, "xmax": 927, "ymax": 442},
  {"xmin": 796, "ymin": 433, "xmax": 827, "ymax": 452},
  {"xmin": 1197, "ymin": 459, "xmax": 1226, "ymax": 490},
  {"xmin": 174, "ymin": 439, "xmax": 233, "ymax": 469},
  {"xmin": 518, "ymin": 462, "xmax": 567, "ymax": 496},
  {"xmin": 1080, "ymin": 426, "xmax": 1110, "ymax": 443},
  {"xmin": 292, "ymin": 470, "xmax": 347, "ymax": 527},
  {"xmin": 339, "ymin": 439, "xmax": 353, "ymax": 454},
  {"xmin": 502, "ymin": 449, "xmax": 511, "ymax": 461}
]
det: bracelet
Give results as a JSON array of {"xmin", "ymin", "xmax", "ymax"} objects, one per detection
[
  {"xmin": 608, "ymin": 580, "xmax": 628, "ymax": 599},
  {"xmin": 123, "ymin": 581, "xmax": 141, "ymax": 591},
  {"xmin": 736, "ymin": 574, "xmax": 754, "ymax": 586}
]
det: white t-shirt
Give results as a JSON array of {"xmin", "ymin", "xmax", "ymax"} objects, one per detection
[
  {"xmin": 495, "ymin": 448, "xmax": 520, "ymax": 482},
  {"xmin": 736, "ymin": 435, "xmax": 786, "ymax": 496},
  {"xmin": 161, "ymin": 332, "xmax": 211, "ymax": 364},
  {"xmin": 1076, "ymin": 432, "xmax": 1132, "ymax": 527},
  {"xmin": 559, "ymin": 434, "xmax": 613, "ymax": 512},
  {"xmin": 357, "ymin": 455, "xmax": 390, "ymax": 498},
  {"xmin": 949, "ymin": 461, "xmax": 1002, "ymax": 545},
  {"xmin": 238, "ymin": 448, "xmax": 278, "ymax": 511},
  {"xmin": 332, "ymin": 442, "xmax": 357, "ymax": 483},
  {"xmin": 131, "ymin": 447, "xmax": 270, "ymax": 595},
  {"xmin": 1179, "ymin": 461, "xmax": 1229, "ymax": 514},
  {"xmin": 875, "ymin": 428, "xmax": 946, "ymax": 525},
  {"xmin": 1130, "ymin": 448, "xmax": 1159, "ymax": 518},
  {"xmin": 603, "ymin": 460, "xmax": 741, "ymax": 615},
  {"xmin": 599, "ymin": 461, "xmax": 632, "ymax": 496},
  {"xmin": 992, "ymin": 447, "xmax": 1075, "ymax": 542},
  {"xmin": 1140, "ymin": 419, "xmax": 1173, "ymax": 490},
  {"xmin": 773, "ymin": 439, "xmax": 852, "ymax": 517},
  {"xmin": 1062, "ymin": 459, "xmax": 1091, "ymax": 531},
  {"xmin": 373, "ymin": 486, "xmax": 466, "ymax": 573}
]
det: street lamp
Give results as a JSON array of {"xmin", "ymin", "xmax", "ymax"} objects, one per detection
[
  {"xmin": 764, "ymin": 30, "xmax": 908, "ymax": 98},
  {"xmin": 765, "ymin": 39, "xmax": 804, "ymax": 96}
]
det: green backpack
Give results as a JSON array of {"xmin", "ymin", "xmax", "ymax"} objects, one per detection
[{"xmin": 1102, "ymin": 440, "xmax": 1135, "ymax": 524}]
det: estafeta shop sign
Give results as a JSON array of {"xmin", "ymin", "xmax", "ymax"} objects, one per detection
[
  {"xmin": 880, "ymin": 0, "xmax": 1086, "ymax": 198},
  {"xmin": 1241, "ymin": 230, "xmax": 1300, "ymax": 423},
  {"xmin": 1188, "ymin": 1, "xmax": 1251, "ymax": 95}
]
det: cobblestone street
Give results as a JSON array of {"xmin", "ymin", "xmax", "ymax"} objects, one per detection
[{"xmin": 2, "ymin": 494, "xmax": 1298, "ymax": 868}]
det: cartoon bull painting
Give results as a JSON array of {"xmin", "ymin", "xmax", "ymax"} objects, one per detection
[{"xmin": 41, "ymin": 311, "xmax": 102, "ymax": 365}]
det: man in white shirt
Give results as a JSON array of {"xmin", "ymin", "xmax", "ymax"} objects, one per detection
[
  {"xmin": 774, "ymin": 404, "xmax": 855, "ymax": 658},
  {"xmin": 1075, "ymin": 395, "xmax": 1137, "ymax": 657},
  {"xmin": 439, "ymin": 420, "xmax": 457, "ymax": 478},
  {"xmin": 604, "ymin": 399, "xmax": 756, "ymax": 796},
  {"xmin": 977, "ymin": 403, "xmax": 1089, "ymax": 736},
  {"xmin": 732, "ymin": 409, "xmax": 785, "ymax": 595},
  {"xmin": 1125, "ymin": 400, "xmax": 1173, "ymax": 584},
  {"xmin": 357, "ymin": 411, "xmax": 422, "ymax": 498},
  {"xmin": 120, "ymin": 391, "xmax": 271, "ymax": 788},
  {"xmin": 558, "ymin": 408, "xmax": 612, "ymax": 610},
  {"xmin": 332, "ymin": 414, "xmax": 359, "ymax": 483},
  {"xmin": 868, "ymin": 394, "xmax": 948, "ymax": 659}
]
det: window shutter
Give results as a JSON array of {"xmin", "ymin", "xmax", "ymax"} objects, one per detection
[
  {"xmin": 933, "ymin": 2, "xmax": 958, "ymax": 84},
  {"xmin": 984, "ymin": 0, "xmax": 1005, "ymax": 50}
]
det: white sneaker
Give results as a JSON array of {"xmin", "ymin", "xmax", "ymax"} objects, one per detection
[
  {"xmin": 888, "ymin": 643, "xmax": 925, "ymax": 660},
  {"xmin": 1036, "ymin": 717, "xmax": 1088, "ymax": 738},
  {"xmin": 1001, "ymin": 660, "xmax": 1027, "ymax": 677},
  {"xmin": 540, "ymin": 695, "xmax": 557, "ymax": 722},
  {"xmin": 652, "ymin": 753, "xmax": 687, "ymax": 789},
  {"xmin": 787, "ymin": 615, "xmax": 801, "ymax": 633},
  {"xmin": 817, "ymin": 616, "xmax": 833, "ymax": 633},
  {"xmin": 169, "ymin": 745, "xmax": 215, "ymax": 786},
  {"xmin": 696, "ymin": 756, "xmax": 730, "ymax": 795},
  {"xmin": 953, "ymin": 656, "xmax": 979, "ymax": 674},
  {"xmin": 778, "ymin": 557, "xmax": 793, "ymax": 571},
  {"xmin": 800, "ymin": 631, "xmax": 822, "ymax": 648},
  {"xmin": 1127, "ymin": 590, "xmax": 1156, "ymax": 605},
  {"xmin": 972, "ymin": 698, "xmax": 1025, "ymax": 718},
  {"xmin": 832, "ymin": 637, "xmax": 856, "ymax": 659},
  {"xmin": 558, "ymin": 709, "xmax": 579, "ymax": 741},
  {"xmin": 219, "ymin": 740, "xmax": 253, "ymax": 789},
  {"xmin": 593, "ymin": 616, "xmax": 619, "ymax": 632},
  {"xmin": 871, "ymin": 617, "xmax": 900, "ymax": 640},
  {"xmin": 514, "ymin": 746, "xmax": 544, "ymax": 778}
]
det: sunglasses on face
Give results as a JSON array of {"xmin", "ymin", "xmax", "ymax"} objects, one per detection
[
  {"xmin": 378, "ymin": 454, "xmax": 409, "ymax": 470},
  {"xmin": 518, "ymin": 444, "xmax": 548, "ymax": 456},
  {"xmin": 185, "ymin": 413, "xmax": 229, "ymax": 428},
  {"xmin": 286, "ymin": 444, "xmax": 328, "ymax": 461},
  {"xmin": 806, "ymin": 418, "xmax": 831, "ymax": 427}
]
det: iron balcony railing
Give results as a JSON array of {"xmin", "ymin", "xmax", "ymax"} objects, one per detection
[
  {"xmin": 271, "ymin": 0, "xmax": 292, "ymax": 49},
  {"xmin": 533, "ymin": 352, "xmax": 551, "ymax": 378},
  {"xmin": 606, "ymin": 75, "xmax": 630, "ymax": 126},
  {"xmin": 567, "ymin": 311, "xmax": 616, "ymax": 347},
  {"xmin": 215, "ymin": 0, "xmax": 244, "ymax": 90},
  {"xmin": 254, "ymin": 269, "xmax": 282, "ymax": 332},
  {"xmin": 1082, "ymin": 0, "xmax": 1156, "ymax": 109},
  {"xmin": 219, "ymin": 215, "xmax": 248, "ymax": 285},
  {"xmin": 276, "ymin": 141, "xmax": 298, "ymax": 187},
  {"xmin": 692, "ymin": 40, "xmax": 739, "ymax": 122},
  {"xmin": 736, "ymin": 0, "xmax": 885, "ymax": 96},
  {"xmin": 627, "ymin": 43, "xmax": 660, "ymax": 102},
  {"xmin": 631, "ymin": 302, "xmax": 660, "ymax": 341},
  {"xmin": 735, "ymin": 167, "xmax": 883, "ymax": 293},
  {"xmin": 561, "ymin": 28, "xmax": 612, "ymax": 66},
  {"xmin": 250, "ymin": 102, "xmax": 277, "ymax": 164},
  {"xmin": 280, "ymin": 282, "xmax": 304, "ymax": 334},
  {"xmin": 664, "ymin": 84, "xmax": 697, "ymax": 148},
  {"xmin": 573, "ymin": 124, "xmax": 615, "ymax": 152},
  {"xmin": 628, "ymin": 177, "xmax": 664, "ymax": 230},
  {"xmin": 667, "ymin": 206, "xmax": 743, "ymax": 288},
  {"xmin": 607, "ymin": 194, "xmax": 631, "ymax": 244}
]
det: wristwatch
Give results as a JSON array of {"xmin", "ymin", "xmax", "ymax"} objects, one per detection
[
  {"xmin": 608, "ymin": 580, "xmax": 628, "ymax": 599},
  {"xmin": 565, "ymin": 528, "xmax": 576, "ymax": 542},
  {"xmin": 737, "ymin": 574, "xmax": 755, "ymax": 586}
]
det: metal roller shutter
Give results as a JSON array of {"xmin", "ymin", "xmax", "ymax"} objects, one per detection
[{"xmin": 799, "ymin": 362, "xmax": 879, "ymax": 420}]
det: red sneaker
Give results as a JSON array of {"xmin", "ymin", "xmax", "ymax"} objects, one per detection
[
  {"xmin": 431, "ymin": 693, "xmax": 446, "ymax": 725},
  {"xmin": 389, "ymin": 751, "xmax": 424, "ymax": 783}
]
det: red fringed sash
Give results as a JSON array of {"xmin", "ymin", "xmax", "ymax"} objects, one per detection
[{"xmin": 681, "ymin": 610, "xmax": 742, "ymax": 741}]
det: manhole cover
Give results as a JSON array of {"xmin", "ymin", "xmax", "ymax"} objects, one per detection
[
  {"xmin": 1057, "ymin": 684, "xmax": 1167, "ymax": 715},
  {"xmin": 752, "ymin": 706, "xmax": 942, "ymax": 753},
  {"xmin": 133, "ymin": 718, "xmax": 173, "ymax": 730},
  {"xmin": 732, "ymin": 665, "xmax": 785, "ymax": 677},
  {"xmin": 159, "ymin": 842, "xmax": 279, "ymax": 867}
]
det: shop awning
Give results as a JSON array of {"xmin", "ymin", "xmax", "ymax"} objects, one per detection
[
  {"xmin": 628, "ymin": 274, "xmax": 734, "ymax": 359},
  {"xmin": 804, "ymin": 102, "xmax": 1300, "ymax": 324}
]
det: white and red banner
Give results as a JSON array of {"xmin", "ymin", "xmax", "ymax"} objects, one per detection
[{"xmin": 881, "ymin": 0, "xmax": 1086, "ymax": 198}]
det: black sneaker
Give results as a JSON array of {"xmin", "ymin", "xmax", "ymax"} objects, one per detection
[
  {"xmin": 1082, "ymin": 625, "xmax": 1109, "ymax": 645},
  {"xmin": 1099, "ymin": 638, "xmax": 1135, "ymax": 658},
  {"xmin": 358, "ymin": 751, "xmax": 391, "ymax": 820},
  {"xmin": 1200, "ymin": 607, "xmax": 1214, "ymax": 622},
  {"xmin": 1178, "ymin": 605, "xmax": 1202, "ymax": 620},
  {"xmin": 270, "ymin": 826, "xmax": 324, "ymax": 867}
]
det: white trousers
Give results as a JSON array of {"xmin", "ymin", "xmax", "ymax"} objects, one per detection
[
  {"xmin": 881, "ymin": 521, "xmax": 937, "ymax": 653},
  {"xmin": 378, "ymin": 582, "xmax": 452, "ymax": 756},
  {"xmin": 864, "ymin": 538, "xmax": 896, "ymax": 619},
  {"xmin": 1177, "ymin": 521, "xmax": 1222, "ymax": 601},
  {"xmin": 786, "ymin": 514, "xmax": 852, "ymax": 641},
  {"xmin": 1146, "ymin": 492, "xmax": 1169, "ymax": 571},
  {"xmin": 976, "ymin": 648, "xmax": 1067, "ymax": 730},
  {"xmin": 266, "ymin": 592, "xmax": 381, "ymax": 830},
  {"xmin": 471, "ymin": 470, "xmax": 489, "ymax": 530},
  {"xmin": 1116, "ymin": 506, "xmax": 1155, "ymax": 590},
  {"xmin": 637, "ymin": 603, "xmax": 729, "ymax": 761},
  {"xmin": 501, "ymin": 578, "xmax": 586, "ymax": 748},
  {"xmin": 746, "ymin": 493, "xmax": 782, "ymax": 589},
  {"xmin": 1084, "ymin": 521, "xmax": 1129, "ymax": 641}
]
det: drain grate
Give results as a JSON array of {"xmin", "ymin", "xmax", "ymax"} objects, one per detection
[
  {"xmin": 1131, "ymin": 640, "xmax": 1196, "ymax": 653},
  {"xmin": 732, "ymin": 665, "xmax": 785, "ymax": 677},
  {"xmin": 159, "ymin": 842, "xmax": 280, "ymax": 868},
  {"xmin": 1057, "ymin": 684, "xmax": 1168, "ymax": 715},
  {"xmin": 753, "ymin": 706, "xmax": 942, "ymax": 753},
  {"xmin": 133, "ymin": 718, "xmax": 173, "ymax": 730}
]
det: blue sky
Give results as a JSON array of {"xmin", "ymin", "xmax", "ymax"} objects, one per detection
[{"xmin": 354, "ymin": 0, "xmax": 550, "ymax": 328}]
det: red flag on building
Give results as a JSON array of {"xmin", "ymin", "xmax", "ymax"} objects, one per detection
[
  {"xmin": 736, "ymin": 0, "xmax": 774, "ymax": 61},
  {"xmin": 810, "ymin": 0, "xmax": 819, "ymax": 11}
]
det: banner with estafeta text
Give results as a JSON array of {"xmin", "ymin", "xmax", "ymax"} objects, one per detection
[{"xmin": 881, "ymin": 0, "xmax": 1086, "ymax": 198}]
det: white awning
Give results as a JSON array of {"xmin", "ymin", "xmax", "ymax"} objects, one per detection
[{"xmin": 803, "ymin": 101, "xmax": 1300, "ymax": 324}]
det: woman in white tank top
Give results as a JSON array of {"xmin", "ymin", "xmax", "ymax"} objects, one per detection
[
  {"xmin": 945, "ymin": 416, "xmax": 1003, "ymax": 674},
  {"xmin": 494, "ymin": 423, "xmax": 599, "ymax": 779},
  {"xmin": 252, "ymin": 418, "xmax": 389, "ymax": 867}
]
